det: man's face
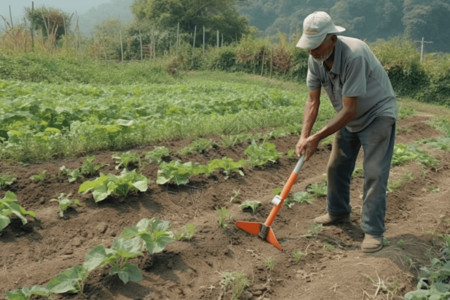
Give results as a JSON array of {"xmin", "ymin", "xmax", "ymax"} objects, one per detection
[{"xmin": 309, "ymin": 35, "xmax": 336, "ymax": 63}]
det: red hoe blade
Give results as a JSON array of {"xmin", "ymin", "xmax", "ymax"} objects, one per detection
[{"xmin": 236, "ymin": 155, "xmax": 306, "ymax": 250}]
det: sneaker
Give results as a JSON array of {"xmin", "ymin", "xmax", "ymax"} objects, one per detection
[
  {"xmin": 361, "ymin": 234, "xmax": 383, "ymax": 253},
  {"xmin": 313, "ymin": 213, "xmax": 350, "ymax": 225}
]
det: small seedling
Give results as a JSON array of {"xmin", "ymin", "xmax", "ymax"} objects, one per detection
[
  {"xmin": 0, "ymin": 174, "xmax": 16, "ymax": 190},
  {"xmin": 112, "ymin": 151, "xmax": 141, "ymax": 170},
  {"xmin": 174, "ymin": 224, "xmax": 196, "ymax": 241},
  {"xmin": 220, "ymin": 271, "xmax": 250, "ymax": 300},
  {"xmin": 59, "ymin": 166, "xmax": 83, "ymax": 183},
  {"xmin": 263, "ymin": 257, "xmax": 276, "ymax": 271},
  {"xmin": 145, "ymin": 146, "xmax": 170, "ymax": 163},
  {"xmin": 217, "ymin": 207, "xmax": 231, "ymax": 229},
  {"xmin": 80, "ymin": 155, "xmax": 106, "ymax": 176},
  {"xmin": 303, "ymin": 224, "xmax": 324, "ymax": 238},
  {"xmin": 229, "ymin": 189, "xmax": 240, "ymax": 203},
  {"xmin": 323, "ymin": 243, "xmax": 335, "ymax": 251},
  {"xmin": 50, "ymin": 193, "xmax": 82, "ymax": 218},
  {"xmin": 30, "ymin": 170, "xmax": 47, "ymax": 182},
  {"xmin": 306, "ymin": 182, "xmax": 327, "ymax": 198},
  {"xmin": 240, "ymin": 200, "xmax": 261, "ymax": 214},
  {"xmin": 292, "ymin": 250, "xmax": 305, "ymax": 263}
]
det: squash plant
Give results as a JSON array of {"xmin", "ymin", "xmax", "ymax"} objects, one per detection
[
  {"xmin": 0, "ymin": 191, "xmax": 36, "ymax": 231},
  {"xmin": 78, "ymin": 169, "xmax": 149, "ymax": 202}
]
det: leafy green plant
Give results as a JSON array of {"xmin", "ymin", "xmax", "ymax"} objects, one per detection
[
  {"xmin": 84, "ymin": 238, "xmax": 143, "ymax": 284},
  {"xmin": 145, "ymin": 146, "xmax": 170, "ymax": 164},
  {"xmin": 80, "ymin": 155, "xmax": 106, "ymax": 176},
  {"xmin": 392, "ymin": 144, "xmax": 437, "ymax": 167},
  {"xmin": 174, "ymin": 224, "xmax": 196, "ymax": 241},
  {"xmin": 0, "ymin": 174, "xmax": 16, "ymax": 190},
  {"xmin": 206, "ymin": 157, "xmax": 245, "ymax": 179},
  {"xmin": 157, "ymin": 160, "xmax": 201, "ymax": 185},
  {"xmin": 244, "ymin": 141, "xmax": 281, "ymax": 168},
  {"xmin": 0, "ymin": 191, "xmax": 36, "ymax": 231},
  {"xmin": 59, "ymin": 166, "xmax": 83, "ymax": 183},
  {"xmin": 323, "ymin": 243, "xmax": 335, "ymax": 251},
  {"xmin": 404, "ymin": 233, "xmax": 450, "ymax": 300},
  {"xmin": 220, "ymin": 271, "xmax": 250, "ymax": 300},
  {"xmin": 120, "ymin": 218, "xmax": 174, "ymax": 254},
  {"xmin": 307, "ymin": 182, "xmax": 327, "ymax": 198},
  {"xmin": 78, "ymin": 169, "xmax": 149, "ymax": 202},
  {"xmin": 50, "ymin": 193, "xmax": 82, "ymax": 218},
  {"xmin": 112, "ymin": 151, "xmax": 142, "ymax": 170},
  {"xmin": 30, "ymin": 170, "xmax": 47, "ymax": 182},
  {"xmin": 46, "ymin": 265, "xmax": 89, "ymax": 295},
  {"xmin": 284, "ymin": 191, "xmax": 314, "ymax": 208},
  {"xmin": 178, "ymin": 138, "xmax": 217, "ymax": 155},
  {"xmin": 6, "ymin": 285, "xmax": 50, "ymax": 300},
  {"xmin": 217, "ymin": 206, "xmax": 231, "ymax": 229},
  {"xmin": 240, "ymin": 200, "xmax": 261, "ymax": 214}
]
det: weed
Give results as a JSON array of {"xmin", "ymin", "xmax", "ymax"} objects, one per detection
[
  {"xmin": 263, "ymin": 257, "xmax": 276, "ymax": 271},
  {"xmin": 220, "ymin": 271, "xmax": 250, "ymax": 300},
  {"xmin": 217, "ymin": 207, "xmax": 231, "ymax": 229},
  {"xmin": 323, "ymin": 243, "xmax": 335, "ymax": 251},
  {"xmin": 303, "ymin": 224, "xmax": 324, "ymax": 238},
  {"xmin": 229, "ymin": 189, "xmax": 240, "ymax": 203},
  {"xmin": 292, "ymin": 250, "xmax": 305, "ymax": 262}
]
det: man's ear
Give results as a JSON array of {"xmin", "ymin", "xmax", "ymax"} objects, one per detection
[{"xmin": 330, "ymin": 35, "xmax": 338, "ymax": 46}]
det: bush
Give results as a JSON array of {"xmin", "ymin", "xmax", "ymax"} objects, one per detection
[{"xmin": 371, "ymin": 37, "xmax": 428, "ymax": 96}]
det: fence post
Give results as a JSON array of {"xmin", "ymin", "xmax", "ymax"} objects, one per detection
[
  {"xmin": 9, "ymin": 5, "xmax": 14, "ymax": 28},
  {"xmin": 203, "ymin": 26, "xmax": 205, "ymax": 54},
  {"xmin": 31, "ymin": 2, "xmax": 35, "ymax": 51},
  {"xmin": 217, "ymin": 30, "xmax": 219, "ymax": 48},
  {"xmin": 120, "ymin": 29, "xmax": 124, "ymax": 63}
]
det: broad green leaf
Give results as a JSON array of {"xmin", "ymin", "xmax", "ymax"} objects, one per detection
[
  {"xmin": 111, "ymin": 237, "xmax": 143, "ymax": 258},
  {"xmin": 0, "ymin": 215, "xmax": 11, "ymax": 231},
  {"xmin": 84, "ymin": 245, "xmax": 108, "ymax": 272},
  {"xmin": 132, "ymin": 180, "xmax": 148, "ymax": 192},
  {"xmin": 110, "ymin": 263, "xmax": 142, "ymax": 284},
  {"xmin": 78, "ymin": 175, "xmax": 108, "ymax": 194},
  {"xmin": 47, "ymin": 265, "xmax": 88, "ymax": 294},
  {"xmin": 5, "ymin": 289, "xmax": 27, "ymax": 300}
]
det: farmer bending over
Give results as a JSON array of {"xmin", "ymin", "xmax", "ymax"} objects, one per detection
[{"xmin": 295, "ymin": 11, "xmax": 397, "ymax": 253}]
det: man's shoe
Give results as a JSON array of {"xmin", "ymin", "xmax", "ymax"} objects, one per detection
[
  {"xmin": 362, "ymin": 234, "xmax": 383, "ymax": 253},
  {"xmin": 313, "ymin": 213, "xmax": 350, "ymax": 225}
]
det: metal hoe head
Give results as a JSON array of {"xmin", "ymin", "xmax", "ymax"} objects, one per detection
[{"xmin": 236, "ymin": 155, "xmax": 305, "ymax": 251}]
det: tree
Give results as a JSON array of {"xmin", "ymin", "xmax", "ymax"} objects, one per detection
[
  {"xmin": 131, "ymin": 0, "xmax": 249, "ymax": 46},
  {"xmin": 25, "ymin": 7, "xmax": 71, "ymax": 41}
]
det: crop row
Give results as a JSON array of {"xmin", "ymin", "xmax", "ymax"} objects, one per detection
[{"xmin": 0, "ymin": 79, "xmax": 310, "ymax": 162}]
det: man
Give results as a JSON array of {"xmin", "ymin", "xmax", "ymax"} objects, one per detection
[{"xmin": 295, "ymin": 11, "xmax": 397, "ymax": 253}]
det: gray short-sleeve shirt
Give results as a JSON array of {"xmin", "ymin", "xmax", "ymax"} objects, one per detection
[{"xmin": 307, "ymin": 36, "xmax": 398, "ymax": 132}]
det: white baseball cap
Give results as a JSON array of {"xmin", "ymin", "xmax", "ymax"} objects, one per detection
[{"xmin": 296, "ymin": 11, "xmax": 345, "ymax": 50}]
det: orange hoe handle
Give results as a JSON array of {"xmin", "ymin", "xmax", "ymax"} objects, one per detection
[{"xmin": 264, "ymin": 154, "xmax": 305, "ymax": 227}]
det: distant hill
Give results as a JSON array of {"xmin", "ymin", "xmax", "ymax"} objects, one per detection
[
  {"xmin": 238, "ymin": 0, "xmax": 450, "ymax": 53},
  {"xmin": 76, "ymin": 0, "xmax": 134, "ymax": 35}
]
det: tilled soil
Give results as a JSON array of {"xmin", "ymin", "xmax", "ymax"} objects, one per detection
[{"xmin": 1, "ymin": 115, "xmax": 449, "ymax": 300}]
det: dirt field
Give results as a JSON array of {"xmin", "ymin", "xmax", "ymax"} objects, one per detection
[{"xmin": 1, "ymin": 112, "xmax": 449, "ymax": 300}]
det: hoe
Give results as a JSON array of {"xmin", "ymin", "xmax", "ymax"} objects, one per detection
[{"xmin": 236, "ymin": 155, "xmax": 306, "ymax": 251}]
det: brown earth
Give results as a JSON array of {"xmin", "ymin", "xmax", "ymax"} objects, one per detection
[{"xmin": 0, "ymin": 114, "xmax": 449, "ymax": 300}]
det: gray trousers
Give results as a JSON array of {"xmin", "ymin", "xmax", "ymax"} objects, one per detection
[{"xmin": 326, "ymin": 117, "xmax": 396, "ymax": 236}]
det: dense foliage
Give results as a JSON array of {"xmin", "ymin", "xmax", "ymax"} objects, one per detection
[{"xmin": 238, "ymin": 0, "xmax": 450, "ymax": 53}]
